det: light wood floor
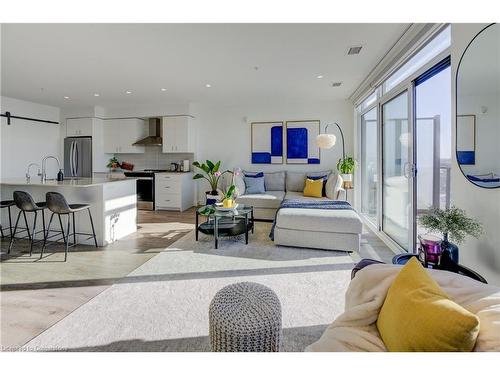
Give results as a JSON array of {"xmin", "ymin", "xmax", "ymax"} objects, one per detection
[{"xmin": 0, "ymin": 208, "xmax": 197, "ymax": 350}]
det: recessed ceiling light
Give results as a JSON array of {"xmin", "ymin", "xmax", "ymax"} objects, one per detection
[
  {"xmin": 94, "ymin": 93, "xmax": 100, "ymax": 97},
  {"xmin": 331, "ymin": 82, "xmax": 343, "ymax": 87},
  {"xmin": 161, "ymin": 88, "xmax": 167, "ymax": 92},
  {"xmin": 63, "ymin": 96, "xmax": 70, "ymax": 99},
  {"xmin": 126, "ymin": 90, "xmax": 132, "ymax": 94},
  {"xmin": 317, "ymin": 75, "xmax": 324, "ymax": 79},
  {"xmin": 205, "ymin": 84, "xmax": 212, "ymax": 88},
  {"xmin": 347, "ymin": 46, "xmax": 363, "ymax": 55}
]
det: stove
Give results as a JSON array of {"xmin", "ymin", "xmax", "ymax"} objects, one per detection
[{"xmin": 124, "ymin": 170, "xmax": 157, "ymax": 210}]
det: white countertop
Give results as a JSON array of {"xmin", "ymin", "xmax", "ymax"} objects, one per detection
[
  {"xmin": 155, "ymin": 171, "xmax": 192, "ymax": 175},
  {"xmin": 0, "ymin": 177, "xmax": 136, "ymax": 187}
]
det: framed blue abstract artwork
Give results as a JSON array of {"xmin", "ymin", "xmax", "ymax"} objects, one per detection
[
  {"xmin": 285, "ymin": 120, "xmax": 320, "ymax": 164},
  {"xmin": 251, "ymin": 121, "xmax": 284, "ymax": 164}
]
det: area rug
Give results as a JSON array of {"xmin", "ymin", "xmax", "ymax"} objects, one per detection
[{"xmin": 23, "ymin": 222, "xmax": 354, "ymax": 352}]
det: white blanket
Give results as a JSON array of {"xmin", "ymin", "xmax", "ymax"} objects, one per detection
[{"xmin": 306, "ymin": 263, "xmax": 500, "ymax": 352}]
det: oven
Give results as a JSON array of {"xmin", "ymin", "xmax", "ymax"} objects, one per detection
[{"xmin": 124, "ymin": 171, "xmax": 155, "ymax": 210}]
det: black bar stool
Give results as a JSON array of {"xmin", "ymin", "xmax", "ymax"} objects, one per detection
[
  {"xmin": 42, "ymin": 192, "xmax": 98, "ymax": 261},
  {"xmin": 9, "ymin": 191, "xmax": 47, "ymax": 256},
  {"xmin": 0, "ymin": 200, "xmax": 15, "ymax": 239}
]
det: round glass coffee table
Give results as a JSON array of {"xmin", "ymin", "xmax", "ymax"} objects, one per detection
[{"xmin": 196, "ymin": 204, "xmax": 254, "ymax": 249}]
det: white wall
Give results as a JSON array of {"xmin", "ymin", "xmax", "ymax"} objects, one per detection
[
  {"xmin": 191, "ymin": 100, "xmax": 354, "ymax": 201},
  {"xmin": 1, "ymin": 96, "xmax": 61, "ymax": 179},
  {"xmin": 451, "ymin": 24, "xmax": 500, "ymax": 285},
  {"xmin": 457, "ymin": 93, "xmax": 500, "ymax": 176}
]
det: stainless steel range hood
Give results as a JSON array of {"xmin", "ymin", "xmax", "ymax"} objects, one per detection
[{"xmin": 133, "ymin": 118, "xmax": 162, "ymax": 146}]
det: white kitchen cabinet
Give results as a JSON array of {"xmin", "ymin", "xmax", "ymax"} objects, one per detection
[
  {"xmin": 103, "ymin": 118, "xmax": 146, "ymax": 154},
  {"xmin": 162, "ymin": 116, "xmax": 195, "ymax": 153},
  {"xmin": 155, "ymin": 172, "xmax": 194, "ymax": 211},
  {"xmin": 67, "ymin": 118, "xmax": 93, "ymax": 136}
]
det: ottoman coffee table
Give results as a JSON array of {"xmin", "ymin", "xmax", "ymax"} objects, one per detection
[{"xmin": 196, "ymin": 204, "xmax": 254, "ymax": 249}]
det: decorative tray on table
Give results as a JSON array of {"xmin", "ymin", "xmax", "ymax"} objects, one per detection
[{"xmin": 215, "ymin": 203, "xmax": 240, "ymax": 211}]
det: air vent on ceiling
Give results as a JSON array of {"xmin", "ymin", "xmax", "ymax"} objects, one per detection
[
  {"xmin": 331, "ymin": 82, "xmax": 342, "ymax": 87},
  {"xmin": 347, "ymin": 46, "xmax": 363, "ymax": 55}
]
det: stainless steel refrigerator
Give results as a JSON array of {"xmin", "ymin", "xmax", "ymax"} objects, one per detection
[{"xmin": 64, "ymin": 137, "xmax": 92, "ymax": 178}]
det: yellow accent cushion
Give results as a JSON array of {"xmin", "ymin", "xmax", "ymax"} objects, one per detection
[
  {"xmin": 376, "ymin": 257, "xmax": 480, "ymax": 352},
  {"xmin": 303, "ymin": 178, "xmax": 323, "ymax": 198}
]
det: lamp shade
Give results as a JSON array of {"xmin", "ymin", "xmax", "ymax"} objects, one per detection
[{"xmin": 316, "ymin": 133, "xmax": 336, "ymax": 149}]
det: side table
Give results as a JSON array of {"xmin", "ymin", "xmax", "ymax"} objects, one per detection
[
  {"xmin": 196, "ymin": 204, "xmax": 254, "ymax": 249},
  {"xmin": 392, "ymin": 254, "xmax": 487, "ymax": 284}
]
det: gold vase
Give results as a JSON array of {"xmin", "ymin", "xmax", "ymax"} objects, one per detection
[{"xmin": 222, "ymin": 198, "xmax": 233, "ymax": 208}]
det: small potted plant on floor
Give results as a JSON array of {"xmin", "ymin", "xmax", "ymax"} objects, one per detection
[
  {"xmin": 419, "ymin": 206, "xmax": 483, "ymax": 266},
  {"xmin": 192, "ymin": 160, "xmax": 229, "ymax": 204},
  {"xmin": 337, "ymin": 156, "xmax": 356, "ymax": 188}
]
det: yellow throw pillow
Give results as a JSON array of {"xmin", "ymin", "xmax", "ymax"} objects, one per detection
[
  {"xmin": 303, "ymin": 178, "xmax": 323, "ymax": 198},
  {"xmin": 376, "ymin": 257, "xmax": 480, "ymax": 352}
]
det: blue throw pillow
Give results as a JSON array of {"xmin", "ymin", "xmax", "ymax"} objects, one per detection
[
  {"xmin": 243, "ymin": 176, "xmax": 265, "ymax": 194},
  {"xmin": 245, "ymin": 171, "xmax": 264, "ymax": 178},
  {"xmin": 307, "ymin": 175, "xmax": 327, "ymax": 196}
]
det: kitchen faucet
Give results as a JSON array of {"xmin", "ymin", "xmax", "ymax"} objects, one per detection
[
  {"xmin": 26, "ymin": 163, "xmax": 41, "ymax": 182},
  {"xmin": 41, "ymin": 155, "xmax": 60, "ymax": 182}
]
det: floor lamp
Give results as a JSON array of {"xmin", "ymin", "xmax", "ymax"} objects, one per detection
[
  {"xmin": 316, "ymin": 123, "xmax": 350, "ymax": 198},
  {"xmin": 316, "ymin": 122, "xmax": 345, "ymax": 159}
]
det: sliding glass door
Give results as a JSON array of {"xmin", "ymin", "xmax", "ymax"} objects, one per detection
[
  {"xmin": 415, "ymin": 60, "xmax": 452, "ymax": 237},
  {"xmin": 382, "ymin": 91, "xmax": 411, "ymax": 250},
  {"xmin": 360, "ymin": 107, "xmax": 378, "ymax": 225}
]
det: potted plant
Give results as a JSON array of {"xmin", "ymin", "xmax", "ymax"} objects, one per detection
[
  {"xmin": 222, "ymin": 185, "xmax": 236, "ymax": 208},
  {"xmin": 337, "ymin": 156, "xmax": 356, "ymax": 187},
  {"xmin": 192, "ymin": 160, "xmax": 229, "ymax": 204},
  {"xmin": 419, "ymin": 206, "xmax": 483, "ymax": 265},
  {"xmin": 106, "ymin": 157, "xmax": 121, "ymax": 171}
]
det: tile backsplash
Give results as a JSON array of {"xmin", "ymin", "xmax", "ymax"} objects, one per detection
[{"xmin": 115, "ymin": 147, "xmax": 194, "ymax": 171}]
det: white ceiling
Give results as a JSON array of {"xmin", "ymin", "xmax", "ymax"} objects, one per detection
[{"xmin": 1, "ymin": 23, "xmax": 409, "ymax": 108}]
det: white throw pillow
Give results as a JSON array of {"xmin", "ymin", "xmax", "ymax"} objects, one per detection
[
  {"xmin": 233, "ymin": 173, "xmax": 246, "ymax": 198},
  {"xmin": 325, "ymin": 173, "xmax": 344, "ymax": 199}
]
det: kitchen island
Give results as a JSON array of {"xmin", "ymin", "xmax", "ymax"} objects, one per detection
[{"xmin": 0, "ymin": 177, "xmax": 137, "ymax": 246}]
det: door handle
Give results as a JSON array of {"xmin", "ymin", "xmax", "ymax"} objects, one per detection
[
  {"xmin": 75, "ymin": 142, "xmax": 79, "ymax": 175},
  {"xmin": 70, "ymin": 141, "xmax": 75, "ymax": 176},
  {"xmin": 403, "ymin": 163, "xmax": 416, "ymax": 179}
]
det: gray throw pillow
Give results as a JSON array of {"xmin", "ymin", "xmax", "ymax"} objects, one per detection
[
  {"xmin": 243, "ymin": 176, "xmax": 265, "ymax": 194},
  {"xmin": 264, "ymin": 171, "xmax": 286, "ymax": 191},
  {"xmin": 286, "ymin": 172, "xmax": 306, "ymax": 192}
]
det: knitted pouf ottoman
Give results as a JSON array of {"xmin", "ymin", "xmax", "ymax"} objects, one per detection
[{"xmin": 209, "ymin": 282, "xmax": 282, "ymax": 352}]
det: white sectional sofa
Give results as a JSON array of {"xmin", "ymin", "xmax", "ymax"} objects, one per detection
[{"xmin": 233, "ymin": 170, "xmax": 363, "ymax": 252}]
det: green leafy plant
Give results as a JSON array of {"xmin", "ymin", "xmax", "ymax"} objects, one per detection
[
  {"xmin": 419, "ymin": 206, "xmax": 483, "ymax": 244},
  {"xmin": 106, "ymin": 157, "xmax": 121, "ymax": 169},
  {"xmin": 337, "ymin": 156, "xmax": 356, "ymax": 174},
  {"xmin": 223, "ymin": 185, "xmax": 236, "ymax": 200},
  {"xmin": 192, "ymin": 160, "xmax": 230, "ymax": 195}
]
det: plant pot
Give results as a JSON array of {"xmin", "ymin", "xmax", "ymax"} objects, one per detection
[
  {"xmin": 206, "ymin": 191, "xmax": 222, "ymax": 205},
  {"xmin": 341, "ymin": 173, "xmax": 352, "ymax": 182},
  {"xmin": 440, "ymin": 240, "xmax": 459, "ymax": 264},
  {"xmin": 222, "ymin": 198, "xmax": 234, "ymax": 208}
]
